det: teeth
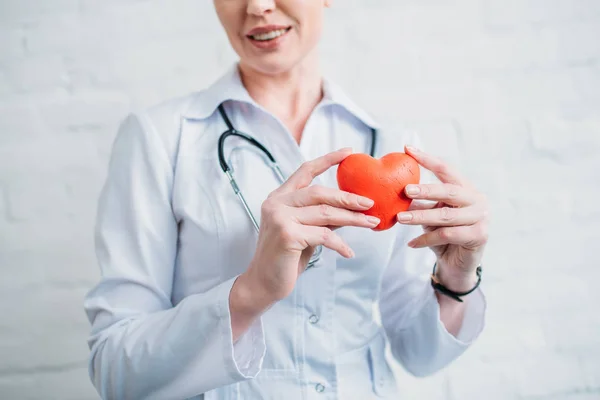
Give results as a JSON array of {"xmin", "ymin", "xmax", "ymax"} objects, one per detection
[{"xmin": 251, "ymin": 28, "xmax": 287, "ymax": 41}]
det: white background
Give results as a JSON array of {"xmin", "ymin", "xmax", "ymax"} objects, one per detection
[{"xmin": 1, "ymin": 0, "xmax": 599, "ymax": 399}]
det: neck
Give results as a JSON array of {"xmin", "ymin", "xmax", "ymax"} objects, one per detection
[{"xmin": 238, "ymin": 53, "xmax": 323, "ymax": 144}]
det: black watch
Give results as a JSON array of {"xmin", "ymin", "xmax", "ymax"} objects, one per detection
[{"xmin": 430, "ymin": 262, "xmax": 482, "ymax": 303}]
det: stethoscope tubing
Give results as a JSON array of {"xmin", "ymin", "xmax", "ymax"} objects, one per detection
[{"xmin": 216, "ymin": 103, "xmax": 376, "ymax": 268}]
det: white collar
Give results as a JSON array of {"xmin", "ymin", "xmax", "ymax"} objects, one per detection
[{"xmin": 182, "ymin": 63, "xmax": 381, "ymax": 131}]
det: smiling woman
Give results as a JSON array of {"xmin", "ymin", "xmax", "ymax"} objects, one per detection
[
  {"xmin": 83, "ymin": 1, "xmax": 489, "ymax": 399},
  {"xmin": 214, "ymin": 0, "xmax": 326, "ymax": 76}
]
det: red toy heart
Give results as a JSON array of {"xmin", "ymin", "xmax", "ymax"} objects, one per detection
[{"xmin": 336, "ymin": 152, "xmax": 420, "ymax": 231}]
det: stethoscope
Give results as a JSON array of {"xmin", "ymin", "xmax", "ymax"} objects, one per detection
[{"xmin": 217, "ymin": 103, "xmax": 377, "ymax": 269}]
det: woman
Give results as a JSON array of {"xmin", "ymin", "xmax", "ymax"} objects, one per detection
[{"xmin": 84, "ymin": 1, "xmax": 489, "ymax": 399}]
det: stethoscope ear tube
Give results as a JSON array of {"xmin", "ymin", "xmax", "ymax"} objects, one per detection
[{"xmin": 217, "ymin": 104, "xmax": 278, "ymax": 173}]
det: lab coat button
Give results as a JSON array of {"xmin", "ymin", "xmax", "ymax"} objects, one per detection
[
  {"xmin": 308, "ymin": 314, "xmax": 319, "ymax": 324},
  {"xmin": 315, "ymin": 383, "xmax": 325, "ymax": 393}
]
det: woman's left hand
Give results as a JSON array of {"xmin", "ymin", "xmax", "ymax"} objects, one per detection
[{"xmin": 396, "ymin": 145, "xmax": 489, "ymax": 291}]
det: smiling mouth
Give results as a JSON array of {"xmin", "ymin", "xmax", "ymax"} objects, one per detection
[{"xmin": 247, "ymin": 27, "xmax": 292, "ymax": 42}]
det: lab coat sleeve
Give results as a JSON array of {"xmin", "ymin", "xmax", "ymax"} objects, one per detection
[
  {"xmin": 378, "ymin": 225, "xmax": 486, "ymax": 377},
  {"xmin": 377, "ymin": 133, "xmax": 486, "ymax": 377},
  {"xmin": 83, "ymin": 112, "xmax": 266, "ymax": 400}
]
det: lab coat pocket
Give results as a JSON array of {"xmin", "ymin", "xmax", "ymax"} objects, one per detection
[{"xmin": 368, "ymin": 331, "xmax": 398, "ymax": 398}]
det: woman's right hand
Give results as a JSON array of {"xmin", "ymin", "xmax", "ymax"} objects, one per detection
[{"xmin": 230, "ymin": 148, "xmax": 379, "ymax": 338}]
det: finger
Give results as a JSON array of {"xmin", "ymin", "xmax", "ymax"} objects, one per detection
[
  {"xmin": 408, "ymin": 199, "xmax": 439, "ymax": 211},
  {"xmin": 404, "ymin": 145, "xmax": 467, "ymax": 186},
  {"xmin": 295, "ymin": 205, "xmax": 380, "ymax": 228},
  {"xmin": 404, "ymin": 183, "xmax": 475, "ymax": 207},
  {"xmin": 284, "ymin": 185, "xmax": 375, "ymax": 210},
  {"xmin": 397, "ymin": 205, "xmax": 482, "ymax": 227},
  {"xmin": 275, "ymin": 148, "xmax": 353, "ymax": 194},
  {"xmin": 301, "ymin": 225, "xmax": 354, "ymax": 258},
  {"xmin": 407, "ymin": 222, "xmax": 488, "ymax": 249}
]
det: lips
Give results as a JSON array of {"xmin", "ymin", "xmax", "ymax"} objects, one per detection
[{"xmin": 246, "ymin": 25, "xmax": 291, "ymax": 41}]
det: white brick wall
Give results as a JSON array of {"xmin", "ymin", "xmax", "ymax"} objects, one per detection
[{"xmin": 1, "ymin": 1, "xmax": 598, "ymax": 399}]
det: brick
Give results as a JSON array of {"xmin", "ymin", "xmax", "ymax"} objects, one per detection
[
  {"xmin": 0, "ymin": 216, "xmax": 87, "ymax": 256},
  {"xmin": 0, "ymin": 132, "xmax": 105, "ymax": 180},
  {"xmin": 350, "ymin": 13, "xmax": 600, "ymax": 86},
  {"xmin": 20, "ymin": 2, "xmax": 213, "ymax": 58},
  {"xmin": 472, "ymin": 23, "xmax": 600, "ymax": 73},
  {"xmin": 446, "ymin": 360, "xmax": 519, "ymax": 400},
  {"xmin": 0, "ymin": 248, "xmax": 98, "ymax": 292},
  {"xmin": 458, "ymin": 119, "xmax": 531, "ymax": 183},
  {"xmin": 572, "ymin": 64, "xmax": 600, "ymax": 104},
  {"xmin": 571, "ymin": 188, "xmax": 600, "ymax": 223},
  {"xmin": 0, "ymin": 368, "xmax": 99, "ymax": 400},
  {"xmin": 391, "ymin": 368, "xmax": 448, "ymax": 400},
  {"xmin": 484, "ymin": 271, "xmax": 593, "ymax": 314},
  {"xmin": 106, "ymin": 35, "xmax": 223, "ymax": 92},
  {"xmin": 20, "ymin": 12, "xmax": 82, "ymax": 57},
  {"xmin": 0, "ymin": 69, "xmax": 11, "ymax": 99},
  {"xmin": 5, "ymin": 174, "xmax": 71, "ymax": 221},
  {"xmin": 513, "ymin": 354, "xmax": 589, "ymax": 398},
  {"xmin": 3, "ymin": 55, "xmax": 68, "ymax": 94},
  {"xmin": 543, "ymin": 312, "xmax": 600, "ymax": 357},
  {"xmin": 0, "ymin": 102, "xmax": 44, "ymax": 144},
  {"xmin": 0, "ymin": 137, "xmax": 107, "ymax": 227},
  {"xmin": 0, "ymin": 287, "xmax": 91, "ymax": 372},
  {"xmin": 0, "ymin": 183, "xmax": 7, "ymax": 222},
  {"xmin": 552, "ymin": 22, "xmax": 600, "ymax": 67},
  {"xmin": 61, "ymin": 57, "xmax": 119, "ymax": 93},
  {"xmin": 0, "ymin": 0, "xmax": 79, "ymax": 23},
  {"xmin": 3, "ymin": 163, "xmax": 104, "ymax": 223},
  {"xmin": 368, "ymin": 81, "xmax": 485, "ymax": 122},
  {"xmin": 334, "ymin": 0, "xmax": 484, "ymax": 41},
  {"xmin": 506, "ymin": 189, "xmax": 572, "ymax": 233},
  {"xmin": 37, "ymin": 92, "xmax": 130, "ymax": 136},
  {"xmin": 485, "ymin": 70, "xmax": 584, "ymax": 119},
  {"xmin": 75, "ymin": 0, "xmax": 218, "ymax": 56},
  {"xmin": 468, "ymin": 313, "xmax": 548, "ymax": 361},
  {"xmin": 411, "ymin": 32, "xmax": 561, "ymax": 82},
  {"xmin": 539, "ymin": 394, "xmax": 600, "ymax": 400},
  {"xmin": 398, "ymin": 119, "xmax": 464, "ymax": 170},
  {"xmin": 483, "ymin": 0, "xmax": 600, "ymax": 28},
  {"xmin": 19, "ymin": 6, "xmax": 225, "ymax": 94},
  {"xmin": 486, "ymin": 223, "xmax": 597, "ymax": 283},
  {"xmin": 528, "ymin": 115, "xmax": 600, "ymax": 162},
  {"xmin": 581, "ymin": 356, "xmax": 600, "ymax": 391},
  {"xmin": 0, "ymin": 25, "xmax": 25, "ymax": 62}
]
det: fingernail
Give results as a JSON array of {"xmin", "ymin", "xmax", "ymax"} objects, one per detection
[
  {"xmin": 358, "ymin": 197, "xmax": 375, "ymax": 208},
  {"xmin": 348, "ymin": 248, "xmax": 355, "ymax": 258},
  {"xmin": 398, "ymin": 212, "xmax": 413, "ymax": 222},
  {"xmin": 407, "ymin": 239, "xmax": 417, "ymax": 248},
  {"xmin": 366, "ymin": 216, "xmax": 380, "ymax": 226},
  {"xmin": 406, "ymin": 145, "xmax": 419, "ymax": 153},
  {"xmin": 405, "ymin": 185, "xmax": 420, "ymax": 196},
  {"xmin": 339, "ymin": 147, "xmax": 353, "ymax": 153}
]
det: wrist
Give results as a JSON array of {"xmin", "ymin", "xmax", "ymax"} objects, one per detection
[
  {"xmin": 230, "ymin": 270, "xmax": 277, "ymax": 318},
  {"xmin": 434, "ymin": 261, "xmax": 479, "ymax": 293}
]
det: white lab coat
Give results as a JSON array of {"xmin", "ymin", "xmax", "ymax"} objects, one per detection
[{"xmin": 83, "ymin": 64, "xmax": 486, "ymax": 400}]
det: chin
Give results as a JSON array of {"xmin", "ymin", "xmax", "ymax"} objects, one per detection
[{"xmin": 243, "ymin": 54, "xmax": 305, "ymax": 76}]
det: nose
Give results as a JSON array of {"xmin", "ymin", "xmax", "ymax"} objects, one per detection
[{"xmin": 247, "ymin": 0, "xmax": 275, "ymax": 16}]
